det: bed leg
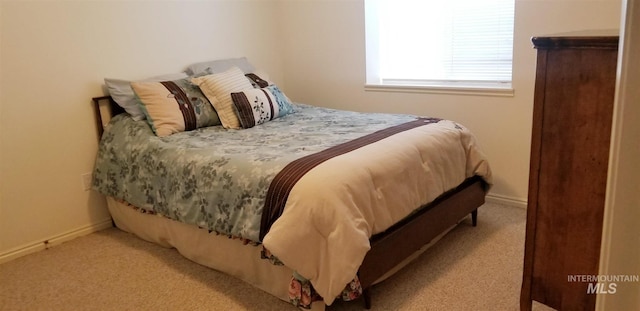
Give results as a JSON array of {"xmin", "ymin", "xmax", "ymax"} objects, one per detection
[
  {"xmin": 471, "ymin": 209, "xmax": 478, "ymax": 227},
  {"xmin": 362, "ymin": 287, "xmax": 372, "ymax": 309}
]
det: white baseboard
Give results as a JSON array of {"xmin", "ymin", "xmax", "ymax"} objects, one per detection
[
  {"xmin": 0, "ymin": 218, "xmax": 113, "ymax": 264},
  {"xmin": 486, "ymin": 193, "xmax": 528, "ymax": 209}
]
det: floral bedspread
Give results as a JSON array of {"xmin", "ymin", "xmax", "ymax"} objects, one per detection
[{"xmin": 92, "ymin": 103, "xmax": 419, "ymax": 242}]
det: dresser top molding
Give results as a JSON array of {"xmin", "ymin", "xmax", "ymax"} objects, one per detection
[{"xmin": 532, "ymin": 29, "xmax": 619, "ymax": 49}]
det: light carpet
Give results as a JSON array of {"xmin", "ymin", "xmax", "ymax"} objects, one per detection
[{"xmin": 1, "ymin": 203, "xmax": 548, "ymax": 310}]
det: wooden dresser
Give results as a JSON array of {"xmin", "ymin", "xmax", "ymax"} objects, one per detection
[{"xmin": 520, "ymin": 33, "xmax": 619, "ymax": 311}]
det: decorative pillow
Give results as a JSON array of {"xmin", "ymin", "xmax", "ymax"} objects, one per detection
[
  {"xmin": 245, "ymin": 72, "xmax": 271, "ymax": 88},
  {"xmin": 130, "ymin": 78, "xmax": 221, "ymax": 137},
  {"xmin": 230, "ymin": 85, "xmax": 295, "ymax": 129},
  {"xmin": 191, "ymin": 67, "xmax": 254, "ymax": 129},
  {"xmin": 185, "ymin": 57, "xmax": 255, "ymax": 76},
  {"xmin": 104, "ymin": 73, "xmax": 188, "ymax": 121}
]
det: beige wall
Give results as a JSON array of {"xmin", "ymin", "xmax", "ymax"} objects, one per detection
[
  {"xmin": 0, "ymin": 0, "xmax": 284, "ymax": 260},
  {"xmin": 278, "ymin": 0, "xmax": 622, "ymax": 205}
]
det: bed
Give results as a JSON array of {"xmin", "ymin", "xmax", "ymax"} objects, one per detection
[{"xmin": 91, "ymin": 78, "xmax": 491, "ymax": 309}]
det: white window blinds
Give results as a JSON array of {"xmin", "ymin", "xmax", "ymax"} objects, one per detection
[{"xmin": 365, "ymin": 0, "xmax": 515, "ymax": 91}]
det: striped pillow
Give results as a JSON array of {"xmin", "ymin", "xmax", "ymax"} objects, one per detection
[
  {"xmin": 104, "ymin": 73, "xmax": 189, "ymax": 121},
  {"xmin": 230, "ymin": 85, "xmax": 295, "ymax": 129},
  {"xmin": 131, "ymin": 78, "xmax": 220, "ymax": 137},
  {"xmin": 191, "ymin": 67, "xmax": 254, "ymax": 129}
]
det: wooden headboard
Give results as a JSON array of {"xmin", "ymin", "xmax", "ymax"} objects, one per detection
[{"xmin": 92, "ymin": 96, "xmax": 125, "ymax": 138}]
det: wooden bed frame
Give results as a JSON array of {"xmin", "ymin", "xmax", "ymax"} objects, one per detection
[{"xmin": 91, "ymin": 96, "xmax": 488, "ymax": 309}]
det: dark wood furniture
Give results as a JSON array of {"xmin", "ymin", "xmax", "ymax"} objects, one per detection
[
  {"xmin": 520, "ymin": 33, "xmax": 618, "ymax": 311},
  {"xmin": 92, "ymin": 95, "xmax": 488, "ymax": 309},
  {"xmin": 361, "ymin": 176, "xmax": 484, "ymax": 308}
]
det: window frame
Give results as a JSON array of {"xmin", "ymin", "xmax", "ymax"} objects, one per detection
[{"xmin": 364, "ymin": 0, "xmax": 515, "ymax": 97}]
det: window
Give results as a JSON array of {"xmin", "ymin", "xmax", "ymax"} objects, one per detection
[{"xmin": 365, "ymin": 0, "xmax": 515, "ymax": 95}]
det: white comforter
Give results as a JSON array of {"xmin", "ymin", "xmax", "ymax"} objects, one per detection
[{"xmin": 262, "ymin": 119, "xmax": 492, "ymax": 305}]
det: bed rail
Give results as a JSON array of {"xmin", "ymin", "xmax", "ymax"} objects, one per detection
[{"xmin": 358, "ymin": 176, "xmax": 487, "ymax": 308}]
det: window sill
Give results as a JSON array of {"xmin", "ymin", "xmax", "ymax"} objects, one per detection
[{"xmin": 364, "ymin": 83, "xmax": 514, "ymax": 97}]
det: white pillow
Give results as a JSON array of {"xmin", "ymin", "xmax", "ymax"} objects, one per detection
[
  {"xmin": 104, "ymin": 73, "xmax": 188, "ymax": 121},
  {"xmin": 185, "ymin": 57, "xmax": 255, "ymax": 76},
  {"xmin": 191, "ymin": 67, "xmax": 254, "ymax": 129}
]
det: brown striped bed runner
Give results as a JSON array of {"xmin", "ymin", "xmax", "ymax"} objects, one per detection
[{"xmin": 258, "ymin": 117, "xmax": 442, "ymax": 241}]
